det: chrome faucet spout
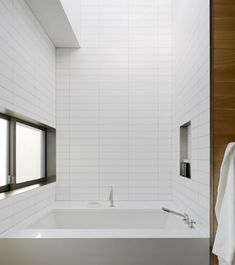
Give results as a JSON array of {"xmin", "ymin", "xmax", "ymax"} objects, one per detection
[
  {"xmin": 109, "ymin": 186, "xmax": 114, "ymax": 207},
  {"xmin": 162, "ymin": 207, "xmax": 189, "ymax": 222}
]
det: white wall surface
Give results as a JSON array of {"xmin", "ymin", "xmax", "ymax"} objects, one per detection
[
  {"xmin": 172, "ymin": 0, "xmax": 210, "ymax": 232},
  {"xmin": 0, "ymin": 183, "xmax": 55, "ymax": 234},
  {"xmin": 0, "ymin": 0, "xmax": 56, "ymax": 234},
  {"xmin": 0, "ymin": 0, "xmax": 56, "ymax": 127},
  {"xmin": 60, "ymin": 0, "xmax": 81, "ymax": 42},
  {"xmin": 56, "ymin": 0, "xmax": 172, "ymax": 201}
]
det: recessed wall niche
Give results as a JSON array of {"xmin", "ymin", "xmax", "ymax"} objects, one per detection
[{"xmin": 180, "ymin": 121, "xmax": 191, "ymax": 179}]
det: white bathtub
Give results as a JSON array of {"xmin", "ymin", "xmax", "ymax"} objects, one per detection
[{"xmin": 0, "ymin": 202, "xmax": 210, "ymax": 265}]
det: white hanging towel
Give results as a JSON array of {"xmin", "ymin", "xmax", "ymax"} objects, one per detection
[{"xmin": 213, "ymin": 143, "xmax": 235, "ymax": 265}]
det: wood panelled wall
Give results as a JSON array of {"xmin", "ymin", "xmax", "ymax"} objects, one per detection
[{"xmin": 213, "ymin": 0, "xmax": 235, "ymax": 264}]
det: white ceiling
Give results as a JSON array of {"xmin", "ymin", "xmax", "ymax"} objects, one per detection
[{"xmin": 25, "ymin": 0, "xmax": 80, "ymax": 48}]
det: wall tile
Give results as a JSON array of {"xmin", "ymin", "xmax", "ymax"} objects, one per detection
[
  {"xmin": 172, "ymin": 0, "xmax": 210, "ymax": 232},
  {"xmin": 0, "ymin": 0, "xmax": 56, "ymax": 233},
  {"xmin": 56, "ymin": 0, "xmax": 172, "ymax": 201}
]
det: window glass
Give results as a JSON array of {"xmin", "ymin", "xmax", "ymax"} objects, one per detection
[
  {"xmin": 0, "ymin": 118, "xmax": 9, "ymax": 186},
  {"xmin": 16, "ymin": 122, "xmax": 45, "ymax": 183}
]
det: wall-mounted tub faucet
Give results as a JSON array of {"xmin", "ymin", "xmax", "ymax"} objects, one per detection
[
  {"xmin": 162, "ymin": 207, "xmax": 188, "ymax": 221},
  {"xmin": 162, "ymin": 207, "xmax": 195, "ymax": 228},
  {"xmin": 109, "ymin": 186, "xmax": 114, "ymax": 207}
]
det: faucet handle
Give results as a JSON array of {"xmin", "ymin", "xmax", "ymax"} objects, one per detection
[{"xmin": 188, "ymin": 219, "xmax": 196, "ymax": 229}]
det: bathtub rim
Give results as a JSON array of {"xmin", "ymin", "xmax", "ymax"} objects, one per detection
[{"xmin": 1, "ymin": 201, "xmax": 210, "ymax": 239}]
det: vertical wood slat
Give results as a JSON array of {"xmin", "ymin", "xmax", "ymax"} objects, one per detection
[{"xmin": 213, "ymin": 0, "xmax": 235, "ymax": 264}]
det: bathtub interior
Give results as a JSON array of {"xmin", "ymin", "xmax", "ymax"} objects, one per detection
[
  {"xmin": 28, "ymin": 210, "xmax": 169, "ymax": 230},
  {"xmin": 28, "ymin": 210, "xmax": 177, "ymax": 229}
]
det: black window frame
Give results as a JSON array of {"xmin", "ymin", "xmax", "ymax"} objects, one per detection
[
  {"xmin": 0, "ymin": 113, "xmax": 10, "ymax": 193},
  {"xmin": 0, "ymin": 113, "xmax": 47, "ymax": 193}
]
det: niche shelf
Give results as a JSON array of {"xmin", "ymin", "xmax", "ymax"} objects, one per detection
[{"xmin": 180, "ymin": 121, "xmax": 191, "ymax": 179}]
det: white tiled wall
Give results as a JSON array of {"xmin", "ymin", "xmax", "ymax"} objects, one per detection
[
  {"xmin": 56, "ymin": 0, "xmax": 172, "ymax": 201},
  {"xmin": 0, "ymin": 0, "xmax": 55, "ymax": 127},
  {"xmin": 0, "ymin": 0, "xmax": 56, "ymax": 233},
  {"xmin": 172, "ymin": 0, "xmax": 210, "ymax": 232},
  {"xmin": 0, "ymin": 184, "xmax": 55, "ymax": 234}
]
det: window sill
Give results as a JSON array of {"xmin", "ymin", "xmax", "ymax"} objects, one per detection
[{"xmin": 0, "ymin": 178, "xmax": 56, "ymax": 200}]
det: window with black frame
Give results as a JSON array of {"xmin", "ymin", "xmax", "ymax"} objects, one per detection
[{"xmin": 0, "ymin": 114, "xmax": 47, "ymax": 193}]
